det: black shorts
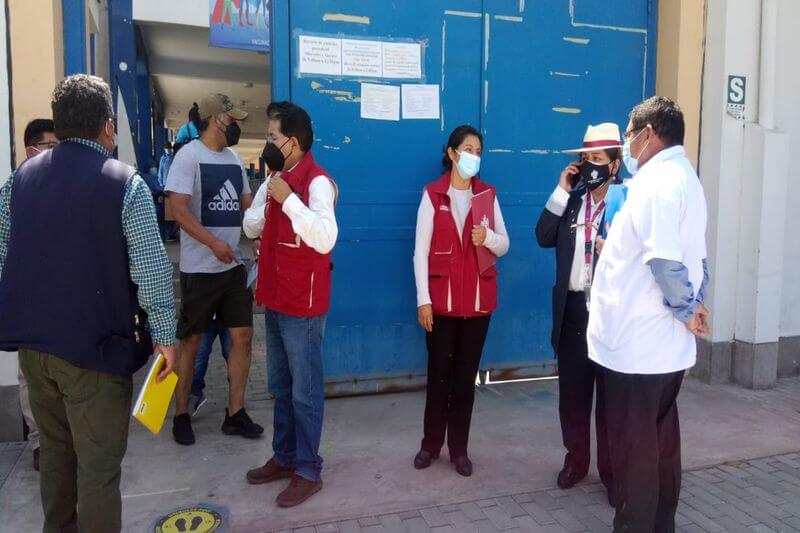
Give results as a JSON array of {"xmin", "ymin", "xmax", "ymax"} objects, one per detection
[{"xmin": 177, "ymin": 265, "xmax": 253, "ymax": 339}]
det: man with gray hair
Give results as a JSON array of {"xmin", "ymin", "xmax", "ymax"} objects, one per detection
[{"xmin": 0, "ymin": 74, "xmax": 177, "ymax": 532}]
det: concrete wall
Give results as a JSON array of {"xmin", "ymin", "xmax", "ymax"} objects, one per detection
[
  {"xmin": 0, "ymin": 0, "xmax": 12, "ymax": 391},
  {"xmin": 775, "ymin": 0, "xmax": 800, "ymax": 376},
  {"xmin": 776, "ymin": 0, "xmax": 800, "ymax": 340},
  {"xmin": 656, "ymin": 0, "xmax": 705, "ymax": 168},
  {"xmin": 0, "ymin": 0, "xmax": 14, "ymax": 179},
  {"xmin": 7, "ymin": 0, "xmax": 64, "ymax": 168},
  {"xmin": 0, "ymin": 0, "xmax": 22, "ymax": 439},
  {"xmin": 697, "ymin": 0, "xmax": 796, "ymax": 387}
]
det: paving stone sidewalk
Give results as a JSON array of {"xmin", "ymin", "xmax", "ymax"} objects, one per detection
[
  {"xmin": 0, "ymin": 442, "xmax": 25, "ymax": 487},
  {"xmin": 283, "ymin": 452, "xmax": 800, "ymax": 533}
]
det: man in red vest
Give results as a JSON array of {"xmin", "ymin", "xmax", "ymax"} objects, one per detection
[{"xmin": 244, "ymin": 102, "xmax": 338, "ymax": 508}]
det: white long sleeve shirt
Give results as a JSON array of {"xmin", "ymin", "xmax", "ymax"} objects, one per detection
[
  {"xmin": 242, "ymin": 171, "xmax": 338, "ymax": 255},
  {"xmin": 544, "ymin": 185, "xmax": 606, "ymax": 292},
  {"xmin": 413, "ymin": 187, "xmax": 510, "ymax": 308}
]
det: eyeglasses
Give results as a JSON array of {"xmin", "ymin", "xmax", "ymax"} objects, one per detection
[
  {"xmin": 625, "ymin": 125, "xmax": 651, "ymax": 141},
  {"xmin": 624, "ymin": 128, "xmax": 642, "ymax": 141},
  {"xmin": 33, "ymin": 141, "xmax": 58, "ymax": 149}
]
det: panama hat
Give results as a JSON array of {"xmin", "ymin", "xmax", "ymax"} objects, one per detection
[{"xmin": 563, "ymin": 122, "xmax": 623, "ymax": 153}]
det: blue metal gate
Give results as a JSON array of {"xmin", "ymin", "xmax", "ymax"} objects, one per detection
[{"xmin": 270, "ymin": 0, "xmax": 657, "ymax": 394}]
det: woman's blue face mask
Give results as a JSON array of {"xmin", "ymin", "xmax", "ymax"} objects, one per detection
[{"xmin": 456, "ymin": 151, "xmax": 481, "ymax": 179}]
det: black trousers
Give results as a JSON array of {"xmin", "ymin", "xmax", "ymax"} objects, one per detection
[
  {"xmin": 557, "ymin": 291, "xmax": 612, "ymax": 490},
  {"xmin": 602, "ymin": 367, "xmax": 684, "ymax": 533},
  {"xmin": 421, "ymin": 315, "xmax": 491, "ymax": 458}
]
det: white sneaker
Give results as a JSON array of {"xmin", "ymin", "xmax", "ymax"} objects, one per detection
[{"xmin": 189, "ymin": 392, "xmax": 207, "ymax": 418}]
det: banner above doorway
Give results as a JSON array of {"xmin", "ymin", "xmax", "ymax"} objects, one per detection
[{"xmin": 209, "ymin": 0, "xmax": 270, "ymax": 52}]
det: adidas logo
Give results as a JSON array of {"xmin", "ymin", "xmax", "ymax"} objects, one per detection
[{"xmin": 208, "ymin": 180, "xmax": 240, "ymax": 212}]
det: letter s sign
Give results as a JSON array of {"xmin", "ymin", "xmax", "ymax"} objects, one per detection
[{"xmin": 727, "ymin": 75, "xmax": 746, "ymax": 104}]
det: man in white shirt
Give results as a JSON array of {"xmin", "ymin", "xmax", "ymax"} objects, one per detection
[
  {"xmin": 243, "ymin": 102, "xmax": 338, "ymax": 508},
  {"xmin": 587, "ymin": 97, "xmax": 710, "ymax": 531}
]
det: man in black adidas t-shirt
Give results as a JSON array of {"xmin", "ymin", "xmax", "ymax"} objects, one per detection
[{"xmin": 165, "ymin": 93, "xmax": 262, "ymax": 445}]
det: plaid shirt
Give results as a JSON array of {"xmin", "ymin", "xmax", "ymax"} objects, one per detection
[{"xmin": 0, "ymin": 138, "xmax": 176, "ymax": 345}]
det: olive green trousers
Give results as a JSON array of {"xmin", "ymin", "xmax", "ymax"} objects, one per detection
[{"xmin": 19, "ymin": 349, "xmax": 132, "ymax": 533}]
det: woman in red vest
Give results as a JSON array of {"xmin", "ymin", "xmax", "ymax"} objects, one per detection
[{"xmin": 412, "ymin": 125, "xmax": 510, "ymax": 477}]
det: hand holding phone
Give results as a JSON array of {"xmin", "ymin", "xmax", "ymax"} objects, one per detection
[{"xmin": 559, "ymin": 160, "xmax": 582, "ymax": 192}]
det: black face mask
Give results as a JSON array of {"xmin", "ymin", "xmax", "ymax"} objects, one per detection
[
  {"xmin": 261, "ymin": 139, "xmax": 290, "ymax": 172},
  {"xmin": 223, "ymin": 121, "xmax": 241, "ymax": 147},
  {"xmin": 579, "ymin": 160, "xmax": 613, "ymax": 191}
]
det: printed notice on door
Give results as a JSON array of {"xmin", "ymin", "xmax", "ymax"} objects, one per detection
[
  {"xmin": 298, "ymin": 36, "xmax": 342, "ymax": 76},
  {"xmin": 342, "ymin": 39, "xmax": 383, "ymax": 77},
  {"xmin": 360, "ymin": 83, "xmax": 400, "ymax": 121},
  {"xmin": 402, "ymin": 84, "xmax": 440, "ymax": 119},
  {"xmin": 382, "ymin": 42, "xmax": 422, "ymax": 79}
]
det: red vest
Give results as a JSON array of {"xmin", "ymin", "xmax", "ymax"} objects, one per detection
[
  {"xmin": 426, "ymin": 173, "xmax": 498, "ymax": 317},
  {"xmin": 256, "ymin": 152, "xmax": 337, "ymax": 317}
]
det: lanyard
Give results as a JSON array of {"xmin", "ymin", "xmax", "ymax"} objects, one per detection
[{"xmin": 583, "ymin": 191, "xmax": 605, "ymax": 272}]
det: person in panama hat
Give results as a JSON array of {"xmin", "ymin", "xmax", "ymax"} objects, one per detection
[{"xmin": 535, "ymin": 122, "xmax": 623, "ymax": 505}]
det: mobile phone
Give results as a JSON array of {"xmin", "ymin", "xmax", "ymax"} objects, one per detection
[{"xmin": 570, "ymin": 159, "xmax": 583, "ymax": 188}]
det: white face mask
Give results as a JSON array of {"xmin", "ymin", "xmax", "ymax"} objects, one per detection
[
  {"xmin": 622, "ymin": 127, "xmax": 649, "ymax": 175},
  {"xmin": 456, "ymin": 150, "xmax": 481, "ymax": 179}
]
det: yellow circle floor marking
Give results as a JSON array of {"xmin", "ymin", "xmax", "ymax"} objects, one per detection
[{"xmin": 154, "ymin": 507, "xmax": 223, "ymax": 533}]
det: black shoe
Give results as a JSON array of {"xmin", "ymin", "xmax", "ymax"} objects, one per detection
[
  {"xmin": 222, "ymin": 408, "xmax": 264, "ymax": 438},
  {"xmin": 413, "ymin": 449, "xmax": 439, "ymax": 469},
  {"xmin": 451, "ymin": 455, "xmax": 473, "ymax": 477},
  {"xmin": 172, "ymin": 413, "xmax": 195, "ymax": 445},
  {"xmin": 556, "ymin": 465, "xmax": 587, "ymax": 489},
  {"xmin": 603, "ymin": 483, "xmax": 617, "ymax": 509}
]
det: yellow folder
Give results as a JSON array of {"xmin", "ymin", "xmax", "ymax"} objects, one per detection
[{"xmin": 131, "ymin": 353, "xmax": 178, "ymax": 435}]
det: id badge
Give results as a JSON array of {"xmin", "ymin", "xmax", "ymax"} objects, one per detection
[{"xmin": 583, "ymin": 264, "xmax": 592, "ymax": 310}]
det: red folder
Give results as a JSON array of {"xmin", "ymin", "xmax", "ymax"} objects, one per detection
[{"xmin": 471, "ymin": 189, "xmax": 496, "ymax": 274}]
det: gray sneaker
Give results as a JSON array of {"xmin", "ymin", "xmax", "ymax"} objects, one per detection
[{"xmin": 189, "ymin": 392, "xmax": 207, "ymax": 418}]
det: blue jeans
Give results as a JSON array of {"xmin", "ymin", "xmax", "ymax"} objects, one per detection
[
  {"xmin": 191, "ymin": 320, "xmax": 232, "ymax": 397},
  {"xmin": 265, "ymin": 309, "xmax": 326, "ymax": 482}
]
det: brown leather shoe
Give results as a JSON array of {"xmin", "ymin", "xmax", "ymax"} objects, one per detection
[
  {"xmin": 33, "ymin": 448, "xmax": 40, "ymax": 472},
  {"xmin": 246, "ymin": 458, "xmax": 294, "ymax": 485},
  {"xmin": 276, "ymin": 475, "xmax": 323, "ymax": 508}
]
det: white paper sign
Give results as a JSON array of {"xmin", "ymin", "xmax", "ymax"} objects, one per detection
[
  {"xmin": 360, "ymin": 83, "xmax": 400, "ymax": 121},
  {"xmin": 382, "ymin": 42, "xmax": 422, "ymax": 79},
  {"xmin": 298, "ymin": 35, "xmax": 342, "ymax": 76},
  {"xmin": 402, "ymin": 84, "xmax": 440, "ymax": 119},
  {"xmin": 342, "ymin": 39, "xmax": 383, "ymax": 77}
]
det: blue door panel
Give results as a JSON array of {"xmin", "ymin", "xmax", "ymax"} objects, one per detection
[
  {"xmin": 478, "ymin": 0, "xmax": 654, "ymax": 371},
  {"xmin": 271, "ymin": 1, "xmax": 657, "ymax": 390}
]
